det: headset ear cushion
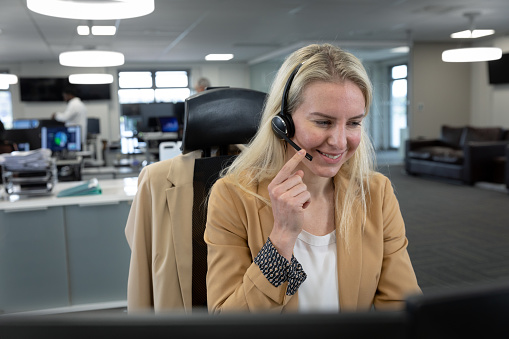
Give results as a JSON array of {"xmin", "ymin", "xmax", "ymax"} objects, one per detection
[
  {"xmin": 271, "ymin": 115, "xmax": 287, "ymax": 139},
  {"xmin": 281, "ymin": 113, "xmax": 295, "ymax": 138}
]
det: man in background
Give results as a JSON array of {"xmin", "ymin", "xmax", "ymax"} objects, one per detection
[
  {"xmin": 52, "ymin": 85, "xmax": 87, "ymax": 148},
  {"xmin": 194, "ymin": 77, "xmax": 211, "ymax": 93}
]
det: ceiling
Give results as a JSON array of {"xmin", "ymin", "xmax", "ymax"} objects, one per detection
[{"xmin": 1, "ymin": 0, "xmax": 509, "ymax": 66}]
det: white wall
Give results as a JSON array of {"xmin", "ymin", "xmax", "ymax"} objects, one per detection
[
  {"xmin": 409, "ymin": 42, "xmax": 471, "ymax": 139},
  {"xmin": 410, "ymin": 38, "xmax": 509, "ymax": 140},
  {"xmin": 1, "ymin": 61, "xmax": 250, "ymax": 143},
  {"xmin": 471, "ymin": 36, "xmax": 509, "ymax": 129}
]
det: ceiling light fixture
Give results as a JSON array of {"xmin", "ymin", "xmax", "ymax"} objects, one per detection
[
  {"xmin": 91, "ymin": 26, "xmax": 117, "ymax": 36},
  {"xmin": 442, "ymin": 47, "xmax": 502, "ymax": 63},
  {"xmin": 205, "ymin": 54, "xmax": 234, "ymax": 61},
  {"xmin": 77, "ymin": 25, "xmax": 90, "ymax": 36},
  {"xmin": 69, "ymin": 74, "xmax": 114, "ymax": 84},
  {"xmin": 59, "ymin": 51, "xmax": 125, "ymax": 67},
  {"xmin": 27, "ymin": 0, "xmax": 154, "ymax": 20},
  {"xmin": 442, "ymin": 12, "xmax": 502, "ymax": 63},
  {"xmin": 451, "ymin": 29, "xmax": 495, "ymax": 39},
  {"xmin": 390, "ymin": 46, "xmax": 410, "ymax": 54},
  {"xmin": 450, "ymin": 12, "xmax": 495, "ymax": 39},
  {"xmin": 0, "ymin": 74, "xmax": 18, "ymax": 89}
]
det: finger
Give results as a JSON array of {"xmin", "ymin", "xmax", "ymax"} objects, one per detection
[
  {"xmin": 273, "ymin": 149, "xmax": 307, "ymax": 184},
  {"xmin": 270, "ymin": 170, "xmax": 305, "ymax": 197}
]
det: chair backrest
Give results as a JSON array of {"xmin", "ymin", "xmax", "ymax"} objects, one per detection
[
  {"xmin": 181, "ymin": 87, "xmax": 266, "ymax": 307},
  {"xmin": 181, "ymin": 87, "xmax": 266, "ymax": 156}
]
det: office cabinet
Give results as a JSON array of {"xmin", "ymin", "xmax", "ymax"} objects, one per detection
[
  {"xmin": 0, "ymin": 178, "xmax": 137, "ymax": 314},
  {"xmin": 64, "ymin": 201, "xmax": 131, "ymax": 304},
  {"xmin": 0, "ymin": 206, "xmax": 69, "ymax": 314}
]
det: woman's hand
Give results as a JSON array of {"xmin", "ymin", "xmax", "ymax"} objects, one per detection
[{"xmin": 268, "ymin": 149, "xmax": 311, "ymax": 260}]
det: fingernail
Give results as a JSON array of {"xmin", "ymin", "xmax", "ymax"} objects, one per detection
[{"xmin": 298, "ymin": 149, "xmax": 305, "ymax": 155}]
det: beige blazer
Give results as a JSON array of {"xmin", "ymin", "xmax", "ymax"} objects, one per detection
[
  {"xmin": 205, "ymin": 171, "xmax": 422, "ymax": 313},
  {"xmin": 125, "ymin": 150, "xmax": 201, "ymax": 313}
]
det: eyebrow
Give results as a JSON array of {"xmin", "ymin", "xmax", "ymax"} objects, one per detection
[{"xmin": 309, "ymin": 112, "xmax": 366, "ymax": 120}]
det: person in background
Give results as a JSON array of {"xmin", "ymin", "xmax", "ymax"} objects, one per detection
[
  {"xmin": 205, "ymin": 43, "xmax": 421, "ymax": 313},
  {"xmin": 0, "ymin": 120, "xmax": 18, "ymax": 153},
  {"xmin": 51, "ymin": 85, "xmax": 87, "ymax": 148},
  {"xmin": 194, "ymin": 77, "xmax": 211, "ymax": 93}
]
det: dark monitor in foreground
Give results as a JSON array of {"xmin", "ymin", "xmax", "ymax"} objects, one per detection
[
  {"xmin": 406, "ymin": 279, "xmax": 509, "ymax": 339},
  {"xmin": 0, "ymin": 311, "xmax": 406, "ymax": 339},
  {"xmin": 41, "ymin": 126, "xmax": 81, "ymax": 154}
]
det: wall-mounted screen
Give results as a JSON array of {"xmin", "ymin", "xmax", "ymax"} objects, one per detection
[
  {"xmin": 488, "ymin": 53, "xmax": 509, "ymax": 85},
  {"xmin": 19, "ymin": 77, "xmax": 111, "ymax": 101}
]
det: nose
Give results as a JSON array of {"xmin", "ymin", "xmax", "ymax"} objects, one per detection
[{"xmin": 328, "ymin": 125, "xmax": 347, "ymax": 150}]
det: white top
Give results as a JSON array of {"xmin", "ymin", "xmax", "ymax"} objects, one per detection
[
  {"xmin": 294, "ymin": 229, "xmax": 339, "ymax": 313},
  {"xmin": 55, "ymin": 97, "xmax": 88, "ymax": 146}
]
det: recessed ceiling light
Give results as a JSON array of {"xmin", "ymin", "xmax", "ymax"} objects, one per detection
[
  {"xmin": 59, "ymin": 51, "xmax": 125, "ymax": 67},
  {"xmin": 91, "ymin": 26, "xmax": 117, "ymax": 36},
  {"xmin": 205, "ymin": 54, "xmax": 234, "ymax": 61},
  {"xmin": 69, "ymin": 74, "xmax": 114, "ymax": 84},
  {"xmin": 27, "ymin": 0, "xmax": 154, "ymax": 20},
  {"xmin": 77, "ymin": 26, "xmax": 90, "ymax": 36},
  {"xmin": 390, "ymin": 46, "xmax": 410, "ymax": 54}
]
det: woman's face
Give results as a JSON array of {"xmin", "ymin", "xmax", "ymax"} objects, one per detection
[{"xmin": 289, "ymin": 80, "xmax": 366, "ymax": 179}]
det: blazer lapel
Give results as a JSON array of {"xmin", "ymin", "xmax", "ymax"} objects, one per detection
[
  {"xmin": 335, "ymin": 176, "xmax": 363, "ymax": 311},
  {"xmin": 165, "ymin": 150, "xmax": 201, "ymax": 311}
]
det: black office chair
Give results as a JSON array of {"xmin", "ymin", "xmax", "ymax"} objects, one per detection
[{"xmin": 181, "ymin": 87, "xmax": 266, "ymax": 307}]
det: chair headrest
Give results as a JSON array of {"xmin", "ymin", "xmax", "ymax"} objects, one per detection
[{"xmin": 181, "ymin": 87, "xmax": 267, "ymax": 154}]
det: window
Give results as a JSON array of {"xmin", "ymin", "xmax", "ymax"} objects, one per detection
[
  {"xmin": 389, "ymin": 64, "xmax": 408, "ymax": 148},
  {"xmin": 0, "ymin": 90, "xmax": 13, "ymax": 129},
  {"xmin": 118, "ymin": 70, "xmax": 190, "ymax": 137},
  {"xmin": 118, "ymin": 70, "xmax": 190, "ymax": 104}
]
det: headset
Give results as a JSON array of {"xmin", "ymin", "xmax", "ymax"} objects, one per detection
[{"xmin": 271, "ymin": 63, "xmax": 313, "ymax": 161}]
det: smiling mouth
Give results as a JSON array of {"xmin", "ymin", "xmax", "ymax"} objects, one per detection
[{"xmin": 317, "ymin": 150, "xmax": 343, "ymax": 160}]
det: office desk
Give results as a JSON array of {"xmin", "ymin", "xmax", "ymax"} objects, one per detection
[{"xmin": 0, "ymin": 178, "xmax": 138, "ymax": 314}]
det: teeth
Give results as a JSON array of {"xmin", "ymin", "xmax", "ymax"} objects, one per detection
[{"xmin": 318, "ymin": 150, "xmax": 341, "ymax": 159}]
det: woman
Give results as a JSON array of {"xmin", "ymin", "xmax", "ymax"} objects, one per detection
[{"xmin": 205, "ymin": 43, "xmax": 420, "ymax": 313}]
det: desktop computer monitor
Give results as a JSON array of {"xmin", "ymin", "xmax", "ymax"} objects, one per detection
[
  {"xmin": 158, "ymin": 116, "xmax": 179, "ymax": 133},
  {"xmin": 12, "ymin": 119, "xmax": 39, "ymax": 129},
  {"xmin": 41, "ymin": 126, "xmax": 82, "ymax": 154}
]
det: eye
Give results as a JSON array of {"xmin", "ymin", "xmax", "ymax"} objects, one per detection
[
  {"xmin": 315, "ymin": 120, "xmax": 332, "ymax": 126},
  {"xmin": 349, "ymin": 120, "xmax": 362, "ymax": 127}
]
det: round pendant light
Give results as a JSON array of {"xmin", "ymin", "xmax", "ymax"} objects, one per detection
[
  {"xmin": 59, "ymin": 51, "xmax": 125, "ymax": 67},
  {"xmin": 442, "ymin": 47, "xmax": 502, "ymax": 63},
  {"xmin": 27, "ymin": 0, "xmax": 154, "ymax": 20}
]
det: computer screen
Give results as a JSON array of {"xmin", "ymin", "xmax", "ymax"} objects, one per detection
[
  {"xmin": 41, "ymin": 126, "xmax": 82, "ymax": 153},
  {"xmin": 12, "ymin": 119, "xmax": 39, "ymax": 129},
  {"xmin": 158, "ymin": 116, "xmax": 179, "ymax": 132}
]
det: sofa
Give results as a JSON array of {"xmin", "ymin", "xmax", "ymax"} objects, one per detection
[{"xmin": 405, "ymin": 125, "xmax": 509, "ymax": 185}]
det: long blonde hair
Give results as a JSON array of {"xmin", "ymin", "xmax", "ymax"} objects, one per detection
[{"xmin": 223, "ymin": 43, "xmax": 375, "ymax": 247}]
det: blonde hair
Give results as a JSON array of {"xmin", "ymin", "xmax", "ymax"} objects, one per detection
[{"xmin": 223, "ymin": 43, "xmax": 375, "ymax": 247}]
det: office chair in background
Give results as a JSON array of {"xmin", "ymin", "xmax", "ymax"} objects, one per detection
[
  {"xmin": 125, "ymin": 87, "xmax": 266, "ymax": 312},
  {"xmin": 181, "ymin": 87, "xmax": 266, "ymax": 307}
]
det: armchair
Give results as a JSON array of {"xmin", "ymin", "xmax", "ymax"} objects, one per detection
[{"xmin": 405, "ymin": 125, "xmax": 509, "ymax": 185}]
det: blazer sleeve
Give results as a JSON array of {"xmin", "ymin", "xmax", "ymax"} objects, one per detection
[
  {"xmin": 205, "ymin": 179, "xmax": 293, "ymax": 313},
  {"xmin": 374, "ymin": 177, "xmax": 421, "ymax": 309},
  {"xmin": 125, "ymin": 166, "xmax": 154, "ymax": 312}
]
